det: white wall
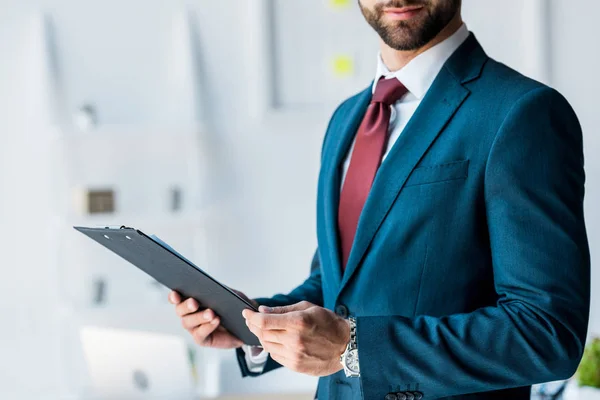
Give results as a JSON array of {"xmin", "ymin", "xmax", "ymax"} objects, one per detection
[
  {"xmin": 549, "ymin": 0, "xmax": 600, "ymax": 333},
  {"xmin": 0, "ymin": 1, "xmax": 598, "ymax": 398}
]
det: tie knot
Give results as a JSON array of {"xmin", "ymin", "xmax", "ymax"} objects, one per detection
[{"xmin": 372, "ymin": 77, "xmax": 408, "ymax": 105}]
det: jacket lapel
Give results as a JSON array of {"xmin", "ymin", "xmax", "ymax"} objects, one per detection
[
  {"xmin": 336, "ymin": 33, "xmax": 488, "ymax": 297},
  {"xmin": 322, "ymin": 87, "xmax": 373, "ymax": 289}
]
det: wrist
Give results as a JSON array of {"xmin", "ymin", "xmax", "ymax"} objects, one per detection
[{"xmin": 339, "ymin": 318, "xmax": 351, "ymax": 355}]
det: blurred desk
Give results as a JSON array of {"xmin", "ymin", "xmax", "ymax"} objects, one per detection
[{"xmin": 212, "ymin": 394, "xmax": 312, "ymax": 400}]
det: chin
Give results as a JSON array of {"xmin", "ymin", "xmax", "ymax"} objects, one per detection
[{"xmin": 384, "ymin": 33, "xmax": 424, "ymax": 50}]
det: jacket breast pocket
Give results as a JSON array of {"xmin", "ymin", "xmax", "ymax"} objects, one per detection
[{"xmin": 405, "ymin": 159, "xmax": 469, "ymax": 187}]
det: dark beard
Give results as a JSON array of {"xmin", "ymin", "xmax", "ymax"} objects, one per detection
[{"xmin": 359, "ymin": 0, "xmax": 461, "ymax": 51}]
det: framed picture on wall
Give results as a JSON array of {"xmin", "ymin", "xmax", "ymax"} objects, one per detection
[{"xmin": 243, "ymin": 0, "xmax": 376, "ymax": 123}]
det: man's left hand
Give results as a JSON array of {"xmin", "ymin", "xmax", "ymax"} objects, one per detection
[{"xmin": 242, "ymin": 301, "xmax": 350, "ymax": 377}]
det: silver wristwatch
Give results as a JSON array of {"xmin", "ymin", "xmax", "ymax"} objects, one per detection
[{"xmin": 340, "ymin": 317, "xmax": 360, "ymax": 378}]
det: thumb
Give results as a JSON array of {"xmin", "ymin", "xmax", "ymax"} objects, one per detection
[{"xmin": 260, "ymin": 301, "xmax": 313, "ymax": 314}]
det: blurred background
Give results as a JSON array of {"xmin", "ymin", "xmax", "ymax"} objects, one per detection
[{"xmin": 0, "ymin": 0, "xmax": 598, "ymax": 399}]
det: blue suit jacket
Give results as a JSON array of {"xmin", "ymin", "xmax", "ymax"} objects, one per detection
[{"xmin": 237, "ymin": 34, "xmax": 590, "ymax": 400}]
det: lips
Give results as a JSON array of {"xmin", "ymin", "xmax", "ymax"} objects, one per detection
[{"xmin": 383, "ymin": 5, "xmax": 424, "ymax": 20}]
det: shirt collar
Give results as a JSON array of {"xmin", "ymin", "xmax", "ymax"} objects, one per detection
[{"xmin": 373, "ymin": 24, "xmax": 470, "ymax": 99}]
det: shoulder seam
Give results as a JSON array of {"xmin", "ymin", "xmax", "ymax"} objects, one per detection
[
  {"xmin": 484, "ymin": 86, "xmax": 554, "ymax": 183},
  {"xmin": 493, "ymin": 86, "xmax": 551, "ymax": 140}
]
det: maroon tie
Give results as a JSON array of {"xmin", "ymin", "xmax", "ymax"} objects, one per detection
[{"xmin": 338, "ymin": 78, "xmax": 408, "ymax": 270}]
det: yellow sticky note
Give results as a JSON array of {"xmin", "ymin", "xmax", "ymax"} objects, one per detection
[
  {"xmin": 330, "ymin": 0, "xmax": 351, "ymax": 9},
  {"xmin": 332, "ymin": 55, "xmax": 354, "ymax": 77}
]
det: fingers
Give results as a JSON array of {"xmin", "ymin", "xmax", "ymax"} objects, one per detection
[
  {"xmin": 243, "ymin": 309, "xmax": 290, "ymax": 330},
  {"xmin": 257, "ymin": 336, "xmax": 311, "ymax": 375},
  {"xmin": 181, "ymin": 309, "xmax": 215, "ymax": 330},
  {"xmin": 190, "ymin": 316, "xmax": 221, "ymax": 345},
  {"xmin": 261, "ymin": 301, "xmax": 314, "ymax": 314},
  {"xmin": 191, "ymin": 319, "xmax": 244, "ymax": 348},
  {"xmin": 243, "ymin": 309, "xmax": 310, "ymax": 331},
  {"xmin": 246, "ymin": 319, "xmax": 286, "ymax": 345},
  {"xmin": 170, "ymin": 292, "xmax": 245, "ymax": 349},
  {"xmin": 264, "ymin": 345, "xmax": 298, "ymax": 371},
  {"xmin": 212, "ymin": 329, "xmax": 244, "ymax": 349},
  {"xmin": 176, "ymin": 298, "xmax": 200, "ymax": 317},
  {"xmin": 260, "ymin": 340, "xmax": 286, "ymax": 356},
  {"xmin": 185, "ymin": 316, "xmax": 244, "ymax": 348},
  {"xmin": 248, "ymin": 325, "xmax": 287, "ymax": 356},
  {"xmin": 168, "ymin": 291, "xmax": 182, "ymax": 305}
]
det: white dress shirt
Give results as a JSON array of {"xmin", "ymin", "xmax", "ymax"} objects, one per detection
[
  {"xmin": 341, "ymin": 23, "xmax": 470, "ymax": 186},
  {"xmin": 242, "ymin": 24, "xmax": 470, "ymax": 374}
]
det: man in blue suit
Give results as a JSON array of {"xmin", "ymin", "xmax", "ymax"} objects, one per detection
[{"xmin": 170, "ymin": 0, "xmax": 590, "ymax": 398}]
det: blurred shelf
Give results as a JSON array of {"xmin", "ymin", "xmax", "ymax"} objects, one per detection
[
  {"xmin": 56, "ymin": 124, "xmax": 208, "ymax": 159},
  {"xmin": 64, "ymin": 303, "xmax": 184, "ymax": 336},
  {"xmin": 61, "ymin": 123, "xmax": 206, "ymax": 139},
  {"xmin": 67, "ymin": 209, "xmax": 227, "ymax": 229}
]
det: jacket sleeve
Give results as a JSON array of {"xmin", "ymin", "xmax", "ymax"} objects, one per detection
[
  {"xmin": 356, "ymin": 87, "xmax": 590, "ymax": 399},
  {"xmin": 236, "ymin": 249, "xmax": 324, "ymax": 377},
  {"xmin": 235, "ymin": 97, "xmax": 352, "ymax": 378}
]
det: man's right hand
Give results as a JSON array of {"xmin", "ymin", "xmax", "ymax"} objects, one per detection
[{"xmin": 169, "ymin": 290, "xmax": 253, "ymax": 349}]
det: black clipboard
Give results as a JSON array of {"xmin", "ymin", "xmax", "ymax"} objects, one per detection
[{"xmin": 74, "ymin": 226, "xmax": 260, "ymax": 346}]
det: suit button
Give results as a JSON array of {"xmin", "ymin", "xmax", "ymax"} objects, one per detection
[
  {"xmin": 335, "ymin": 304, "xmax": 349, "ymax": 318},
  {"xmin": 396, "ymin": 393, "xmax": 407, "ymax": 400},
  {"xmin": 384, "ymin": 394, "xmax": 398, "ymax": 400},
  {"xmin": 413, "ymin": 392, "xmax": 423, "ymax": 400},
  {"xmin": 405, "ymin": 393, "xmax": 415, "ymax": 400}
]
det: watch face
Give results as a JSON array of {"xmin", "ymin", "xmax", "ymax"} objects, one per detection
[{"xmin": 345, "ymin": 349, "xmax": 360, "ymax": 374}]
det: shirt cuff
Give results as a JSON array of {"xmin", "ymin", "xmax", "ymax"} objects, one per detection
[{"xmin": 242, "ymin": 344, "xmax": 269, "ymax": 374}]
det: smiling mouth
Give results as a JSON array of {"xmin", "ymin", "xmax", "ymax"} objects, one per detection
[{"xmin": 383, "ymin": 5, "xmax": 425, "ymax": 20}]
